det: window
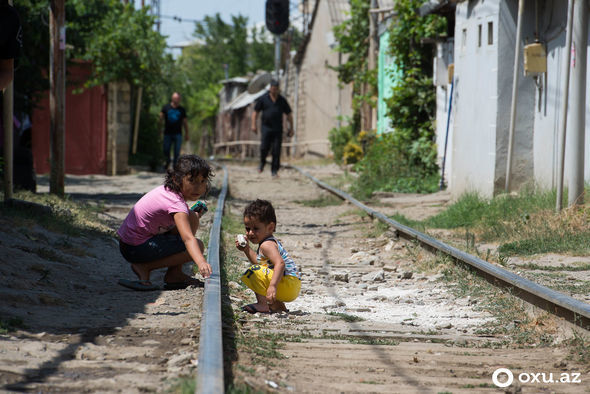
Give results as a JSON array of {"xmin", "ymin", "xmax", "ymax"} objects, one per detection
[
  {"xmin": 462, "ymin": 28, "xmax": 467, "ymax": 49},
  {"xmin": 478, "ymin": 24, "xmax": 482, "ymax": 47},
  {"xmin": 488, "ymin": 21, "xmax": 494, "ymax": 45}
]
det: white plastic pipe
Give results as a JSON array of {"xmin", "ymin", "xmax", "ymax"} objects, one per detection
[
  {"xmin": 556, "ymin": 0, "xmax": 575, "ymax": 212},
  {"xmin": 505, "ymin": 0, "xmax": 525, "ymax": 192}
]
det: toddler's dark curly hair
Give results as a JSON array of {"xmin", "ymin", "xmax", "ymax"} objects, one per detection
[
  {"xmin": 164, "ymin": 155, "xmax": 214, "ymax": 194},
  {"xmin": 243, "ymin": 199, "xmax": 276, "ymax": 224}
]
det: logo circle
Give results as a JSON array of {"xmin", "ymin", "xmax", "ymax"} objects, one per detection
[{"xmin": 492, "ymin": 368, "xmax": 514, "ymax": 388}]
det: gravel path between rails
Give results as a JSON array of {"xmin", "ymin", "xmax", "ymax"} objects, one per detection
[{"xmin": 225, "ymin": 162, "xmax": 588, "ymax": 393}]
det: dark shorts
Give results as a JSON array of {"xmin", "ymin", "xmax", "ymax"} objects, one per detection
[{"xmin": 119, "ymin": 233, "xmax": 186, "ymax": 264}]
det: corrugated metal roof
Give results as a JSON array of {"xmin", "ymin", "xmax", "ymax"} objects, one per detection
[{"xmin": 227, "ymin": 88, "xmax": 267, "ymax": 111}]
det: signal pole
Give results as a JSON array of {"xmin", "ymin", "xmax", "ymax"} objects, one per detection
[{"xmin": 49, "ymin": 0, "xmax": 66, "ymax": 196}]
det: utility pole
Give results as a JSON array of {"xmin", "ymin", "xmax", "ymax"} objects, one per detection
[
  {"xmin": 368, "ymin": 0, "xmax": 379, "ymax": 131},
  {"xmin": 505, "ymin": 0, "xmax": 525, "ymax": 192},
  {"xmin": 49, "ymin": 0, "xmax": 66, "ymax": 196},
  {"xmin": 274, "ymin": 34, "xmax": 281, "ymax": 80},
  {"xmin": 3, "ymin": 0, "xmax": 15, "ymax": 201},
  {"xmin": 567, "ymin": 0, "xmax": 588, "ymax": 207},
  {"xmin": 556, "ymin": 0, "xmax": 575, "ymax": 212}
]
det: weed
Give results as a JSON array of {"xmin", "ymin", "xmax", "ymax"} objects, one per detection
[
  {"xmin": 566, "ymin": 329, "xmax": 590, "ymax": 363},
  {"xmin": 0, "ymin": 317, "xmax": 25, "ymax": 334},
  {"xmin": 3, "ymin": 190, "xmax": 113, "ymax": 237},
  {"xmin": 168, "ymin": 377, "xmax": 196, "ymax": 394},
  {"xmin": 326, "ymin": 312, "xmax": 365, "ymax": 322},
  {"xmin": 226, "ymin": 383, "xmax": 264, "ymax": 394},
  {"xmin": 294, "ymin": 194, "xmax": 343, "ymax": 208}
]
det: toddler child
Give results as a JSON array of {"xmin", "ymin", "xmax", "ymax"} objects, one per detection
[
  {"xmin": 117, "ymin": 154, "xmax": 213, "ymax": 291},
  {"xmin": 236, "ymin": 199, "xmax": 301, "ymax": 313}
]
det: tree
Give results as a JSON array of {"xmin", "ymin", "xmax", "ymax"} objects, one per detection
[
  {"xmin": 331, "ymin": 0, "xmax": 375, "ymax": 133},
  {"xmin": 174, "ymin": 13, "xmax": 275, "ymax": 153},
  {"xmin": 386, "ymin": 0, "xmax": 446, "ymax": 174}
]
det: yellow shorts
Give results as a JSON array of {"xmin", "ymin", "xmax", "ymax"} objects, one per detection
[{"xmin": 241, "ymin": 265, "xmax": 301, "ymax": 302}]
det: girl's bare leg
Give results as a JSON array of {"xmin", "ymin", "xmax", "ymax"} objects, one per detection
[{"xmin": 131, "ymin": 238, "xmax": 205, "ymax": 283}]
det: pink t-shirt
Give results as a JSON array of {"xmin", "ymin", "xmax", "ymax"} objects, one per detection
[{"xmin": 117, "ymin": 185, "xmax": 189, "ymax": 246}]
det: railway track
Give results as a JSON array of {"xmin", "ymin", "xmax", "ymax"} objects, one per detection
[{"xmin": 198, "ymin": 161, "xmax": 590, "ymax": 393}]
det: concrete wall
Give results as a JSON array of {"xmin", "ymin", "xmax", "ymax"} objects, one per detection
[
  {"xmin": 451, "ymin": 0, "xmax": 540, "ymax": 197},
  {"xmin": 495, "ymin": 0, "xmax": 536, "ymax": 192},
  {"xmin": 295, "ymin": 0, "xmax": 353, "ymax": 157},
  {"xmin": 532, "ymin": 2, "xmax": 590, "ymax": 191},
  {"xmin": 451, "ymin": 0, "xmax": 501, "ymax": 197}
]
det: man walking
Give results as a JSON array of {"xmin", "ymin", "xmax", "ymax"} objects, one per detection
[
  {"xmin": 251, "ymin": 79, "xmax": 294, "ymax": 177},
  {"xmin": 160, "ymin": 92, "xmax": 189, "ymax": 170}
]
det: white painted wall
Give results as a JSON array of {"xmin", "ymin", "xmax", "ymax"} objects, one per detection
[
  {"xmin": 532, "ymin": 2, "xmax": 590, "ymax": 191},
  {"xmin": 451, "ymin": 0, "xmax": 501, "ymax": 197}
]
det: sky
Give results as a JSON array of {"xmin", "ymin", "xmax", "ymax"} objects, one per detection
[{"xmin": 134, "ymin": 0, "xmax": 270, "ymax": 53}]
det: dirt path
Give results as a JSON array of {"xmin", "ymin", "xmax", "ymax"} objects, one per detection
[
  {"xmin": 224, "ymin": 162, "xmax": 589, "ymax": 393},
  {"xmin": 0, "ymin": 172, "xmax": 216, "ymax": 393},
  {"xmin": 1, "ymin": 164, "xmax": 588, "ymax": 393}
]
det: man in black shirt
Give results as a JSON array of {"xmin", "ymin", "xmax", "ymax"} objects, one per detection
[
  {"xmin": 251, "ymin": 79, "xmax": 294, "ymax": 177},
  {"xmin": 0, "ymin": 0, "xmax": 22, "ymax": 90},
  {"xmin": 159, "ymin": 92, "xmax": 189, "ymax": 170}
]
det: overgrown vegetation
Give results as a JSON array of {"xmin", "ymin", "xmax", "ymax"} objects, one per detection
[
  {"xmin": 1, "ymin": 190, "xmax": 112, "ymax": 237},
  {"xmin": 330, "ymin": 0, "xmax": 446, "ymax": 197},
  {"xmin": 393, "ymin": 187, "xmax": 590, "ymax": 257},
  {"xmin": 294, "ymin": 194, "xmax": 343, "ymax": 208}
]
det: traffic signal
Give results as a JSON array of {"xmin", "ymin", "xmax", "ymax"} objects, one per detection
[{"xmin": 265, "ymin": 0, "xmax": 289, "ymax": 35}]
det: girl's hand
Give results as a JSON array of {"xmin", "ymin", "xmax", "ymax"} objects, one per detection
[
  {"xmin": 266, "ymin": 285, "xmax": 277, "ymax": 304},
  {"xmin": 196, "ymin": 260, "xmax": 212, "ymax": 278}
]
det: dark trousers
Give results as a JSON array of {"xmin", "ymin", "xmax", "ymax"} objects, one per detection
[
  {"xmin": 163, "ymin": 133, "xmax": 182, "ymax": 168},
  {"xmin": 260, "ymin": 129, "xmax": 283, "ymax": 174}
]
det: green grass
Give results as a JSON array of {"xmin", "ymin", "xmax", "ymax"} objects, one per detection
[
  {"xmin": 0, "ymin": 317, "xmax": 24, "ymax": 334},
  {"xmin": 422, "ymin": 189, "xmax": 554, "ymax": 232},
  {"xmin": 326, "ymin": 312, "xmax": 365, "ymax": 322},
  {"xmin": 390, "ymin": 188, "xmax": 590, "ymax": 257},
  {"xmin": 1, "ymin": 190, "xmax": 113, "ymax": 237},
  {"xmin": 499, "ymin": 232, "xmax": 590, "ymax": 256},
  {"xmin": 294, "ymin": 194, "xmax": 343, "ymax": 208},
  {"xmin": 513, "ymin": 262, "xmax": 590, "ymax": 271}
]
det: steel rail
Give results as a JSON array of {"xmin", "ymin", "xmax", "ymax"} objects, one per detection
[
  {"xmin": 286, "ymin": 165, "xmax": 590, "ymax": 330},
  {"xmin": 196, "ymin": 163, "xmax": 228, "ymax": 394}
]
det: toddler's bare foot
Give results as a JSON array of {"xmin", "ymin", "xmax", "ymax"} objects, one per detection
[
  {"xmin": 242, "ymin": 303, "xmax": 270, "ymax": 314},
  {"xmin": 270, "ymin": 300, "xmax": 288, "ymax": 313}
]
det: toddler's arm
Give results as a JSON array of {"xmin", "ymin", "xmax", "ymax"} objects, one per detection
[
  {"xmin": 236, "ymin": 236, "xmax": 257, "ymax": 265},
  {"xmin": 259, "ymin": 242, "xmax": 285, "ymax": 304}
]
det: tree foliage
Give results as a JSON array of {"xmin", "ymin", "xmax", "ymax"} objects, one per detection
[
  {"xmin": 173, "ymin": 13, "xmax": 275, "ymax": 151},
  {"xmin": 385, "ymin": 0, "xmax": 447, "ymax": 176},
  {"xmin": 331, "ymin": 0, "xmax": 376, "ymax": 132}
]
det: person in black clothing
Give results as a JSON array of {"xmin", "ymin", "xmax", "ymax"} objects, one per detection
[
  {"xmin": 251, "ymin": 79, "xmax": 294, "ymax": 177},
  {"xmin": 159, "ymin": 92, "xmax": 189, "ymax": 170},
  {"xmin": 0, "ymin": 0, "xmax": 21, "ymax": 90}
]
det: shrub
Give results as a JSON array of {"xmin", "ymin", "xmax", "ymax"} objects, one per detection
[
  {"xmin": 343, "ymin": 142, "xmax": 363, "ymax": 164},
  {"xmin": 351, "ymin": 133, "xmax": 439, "ymax": 198},
  {"xmin": 328, "ymin": 124, "xmax": 354, "ymax": 162}
]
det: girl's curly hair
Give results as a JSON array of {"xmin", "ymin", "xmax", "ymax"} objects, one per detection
[{"xmin": 164, "ymin": 155, "xmax": 214, "ymax": 194}]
